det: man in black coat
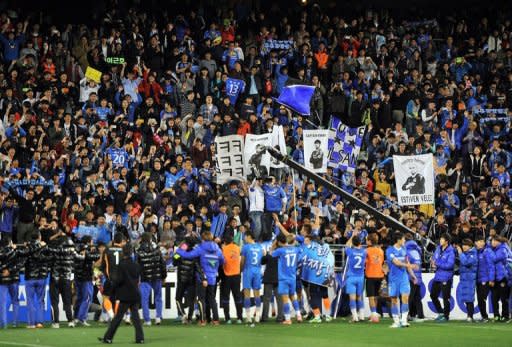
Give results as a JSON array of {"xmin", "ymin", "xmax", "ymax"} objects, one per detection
[{"xmin": 100, "ymin": 244, "xmax": 144, "ymax": 344}]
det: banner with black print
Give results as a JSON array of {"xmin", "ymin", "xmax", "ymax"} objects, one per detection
[
  {"xmin": 303, "ymin": 129, "xmax": 329, "ymax": 173},
  {"xmin": 244, "ymin": 133, "xmax": 272, "ymax": 179},
  {"xmin": 214, "ymin": 135, "xmax": 245, "ymax": 184},
  {"xmin": 393, "ymin": 154, "xmax": 435, "ymax": 206}
]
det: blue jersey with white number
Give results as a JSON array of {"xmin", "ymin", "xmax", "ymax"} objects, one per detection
[
  {"xmin": 386, "ymin": 246, "xmax": 408, "ymax": 282},
  {"xmin": 107, "ymin": 147, "xmax": 130, "ymax": 168},
  {"xmin": 346, "ymin": 247, "xmax": 367, "ymax": 278},
  {"xmin": 272, "ymin": 246, "xmax": 300, "ymax": 282},
  {"xmin": 241, "ymin": 243, "xmax": 264, "ymax": 273}
]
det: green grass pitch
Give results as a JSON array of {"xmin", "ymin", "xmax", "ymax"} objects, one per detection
[{"xmin": 0, "ymin": 319, "xmax": 510, "ymax": 347}]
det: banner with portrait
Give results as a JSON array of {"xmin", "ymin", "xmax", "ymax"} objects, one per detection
[
  {"xmin": 303, "ymin": 129, "xmax": 329, "ymax": 173},
  {"xmin": 244, "ymin": 133, "xmax": 272, "ymax": 179},
  {"xmin": 393, "ymin": 154, "xmax": 435, "ymax": 206}
]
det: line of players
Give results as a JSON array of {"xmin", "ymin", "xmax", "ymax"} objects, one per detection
[{"xmin": 1, "ymin": 220, "xmax": 510, "ymax": 328}]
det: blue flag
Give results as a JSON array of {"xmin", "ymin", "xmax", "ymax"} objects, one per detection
[
  {"xmin": 327, "ymin": 117, "xmax": 366, "ymax": 173},
  {"xmin": 225, "ymin": 78, "xmax": 245, "ymax": 105},
  {"xmin": 300, "ymin": 241, "xmax": 335, "ymax": 287},
  {"xmin": 276, "ymin": 85, "xmax": 315, "ymax": 115}
]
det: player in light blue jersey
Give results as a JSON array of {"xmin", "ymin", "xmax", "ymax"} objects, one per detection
[
  {"xmin": 345, "ymin": 234, "xmax": 367, "ymax": 322},
  {"xmin": 271, "ymin": 233, "xmax": 302, "ymax": 324},
  {"xmin": 241, "ymin": 231, "xmax": 265, "ymax": 323},
  {"xmin": 386, "ymin": 232, "xmax": 418, "ymax": 328}
]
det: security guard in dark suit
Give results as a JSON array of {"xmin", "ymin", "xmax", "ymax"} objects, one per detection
[{"xmin": 99, "ymin": 244, "xmax": 144, "ymax": 344}]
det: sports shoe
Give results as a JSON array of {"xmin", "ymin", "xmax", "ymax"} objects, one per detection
[
  {"xmin": 478, "ymin": 318, "xmax": 489, "ymax": 323},
  {"xmin": 437, "ymin": 316, "xmax": 447, "ymax": 323},
  {"xmin": 135, "ymin": 340, "xmax": 144, "ymax": 344},
  {"xmin": 401, "ymin": 321, "xmax": 410, "ymax": 327},
  {"xmin": 124, "ymin": 316, "xmax": 132, "ymax": 325},
  {"xmin": 155, "ymin": 318, "xmax": 161, "ymax": 325},
  {"xmin": 51, "ymin": 323, "xmax": 60, "ymax": 329},
  {"xmin": 236, "ymin": 319, "xmax": 243, "ymax": 324},
  {"xmin": 255, "ymin": 315, "xmax": 261, "ymax": 323},
  {"xmin": 358, "ymin": 312, "xmax": 365, "ymax": 321},
  {"xmin": 68, "ymin": 321, "xmax": 75, "ymax": 328},
  {"xmin": 36, "ymin": 323, "xmax": 44, "ymax": 328},
  {"xmin": 411, "ymin": 317, "xmax": 424, "ymax": 323},
  {"xmin": 309, "ymin": 316, "xmax": 322, "ymax": 324},
  {"xmin": 26, "ymin": 325, "xmax": 36, "ymax": 329},
  {"xmin": 493, "ymin": 316, "xmax": 501, "ymax": 322},
  {"xmin": 389, "ymin": 322, "xmax": 402, "ymax": 328},
  {"xmin": 349, "ymin": 317, "xmax": 359, "ymax": 323},
  {"xmin": 296, "ymin": 314, "xmax": 303, "ymax": 323},
  {"xmin": 98, "ymin": 337, "xmax": 112, "ymax": 344},
  {"xmin": 143, "ymin": 321, "xmax": 151, "ymax": 326},
  {"xmin": 244, "ymin": 318, "xmax": 252, "ymax": 324},
  {"xmin": 226, "ymin": 319, "xmax": 232, "ymax": 325},
  {"xmin": 212, "ymin": 320, "xmax": 220, "ymax": 326},
  {"xmin": 198, "ymin": 320, "xmax": 206, "ymax": 327},
  {"xmin": 324, "ymin": 315, "xmax": 333, "ymax": 323},
  {"xmin": 466, "ymin": 317, "xmax": 474, "ymax": 323},
  {"xmin": 281, "ymin": 320, "xmax": 292, "ymax": 325},
  {"xmin": 434, "ymin": 314, "xmax": 444, "ymax": 321},
  {"xmin": 80, "ymin": 320, "xmax": 91, "ymax": 327}
]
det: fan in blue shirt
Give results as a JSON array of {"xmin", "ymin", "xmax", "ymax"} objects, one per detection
[
  {"xmin": 241, "ymin": 231, "xmax": 265, "ymax": 323},
  {"xmin": 106, "ymin": 145, "xmax": 130, "ymax": 169},
  {"xmin": 386, "ymin": 232, "xmax": 418, "ymax": 328},
  {"xmin": 271, "ymin": 233, "xmax": 302, "ymax": 324},
  {"xmin": 345, "ymin": 235, "xmax": 367, "ymax": 322}
]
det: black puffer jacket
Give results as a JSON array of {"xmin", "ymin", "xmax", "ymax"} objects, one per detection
[
  {"xmin": 74, "ymin": 243, "xmax": 100, "ymax": 282},
  {"xmin": 173, "ymin": 236, "xmax": 205, "ymax": 283},
  {"xmin": 136, "ymin": 242, "xmax": 167, "ymax": 282},
  {"xmin": 0, "ymin": 245, "xmax": 30, "ymax": 284},
  {"xmin": 24, "ymin": 241, "xmax": 52, "ymax": 280},
  {"xmin": 49, "ymin": 237, "xmax": 77, "ymax": 281}
]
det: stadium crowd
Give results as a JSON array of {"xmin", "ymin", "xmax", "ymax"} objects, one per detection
[{"xmin": 0, "ymin": 0, "xmax": 512, "ymax": 332}]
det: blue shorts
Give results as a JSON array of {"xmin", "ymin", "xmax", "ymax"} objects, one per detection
[
  {"xmin": 345, "ymin": 276, "xmax": 364, "ymax": 296},
  {"xmin": 388, "ymin": 277, "xmax": 410, "ymax": 297},
  {"xmin": 278, "ymin": 279, "xmax": 296, "ymax": 296},
  {"xmin": 243, "ymin": 271, "xmax": 262, "ymax": 290}
]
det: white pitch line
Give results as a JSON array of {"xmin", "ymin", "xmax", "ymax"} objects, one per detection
[{"xmin": 0, "ymin": 341, "xmax": 54, "ymax": 347}]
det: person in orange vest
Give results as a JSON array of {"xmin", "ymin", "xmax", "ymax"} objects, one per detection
[
  {"xmin": 365, "ymin": 233, "xmax": 385, "ymax": 322},
  {"xmin": 220, "ymin": 234, "xmax": 243, "ymax": 323}
]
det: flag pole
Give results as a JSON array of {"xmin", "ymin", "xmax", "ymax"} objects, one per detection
[{"xmin": 265, "ymin": 146, "xmax": 414, "ymax": 235}]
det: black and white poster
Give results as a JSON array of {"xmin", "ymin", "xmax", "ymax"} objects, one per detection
[
  {"xmin": 270, "ymin": 125, "xmax": 287, "ymax": 169},
  {"xmin": 215, "ymin": 135, "xmax": 245, "ymax": 184},
  {"xmin": 393, "ymin": 154, "xmax": 435, "ymax": 206},
  {"xmin": 303, "ymin": 129, "xmax": 329, "ymax": 173},
  {"xmin": 244, "ymin": 133, "xmax": 272, "ymax": 179}
]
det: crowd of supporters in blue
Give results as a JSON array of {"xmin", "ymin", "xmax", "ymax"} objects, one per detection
[{"xmin": 0, "ymin": 0, "xmax": 511, "ymax": 330}]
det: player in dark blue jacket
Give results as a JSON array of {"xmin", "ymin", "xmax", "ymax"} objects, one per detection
[
  {"xmin": 491, "ymin": 236, "xmax": 511, "ymax": 321},
  {"xmin": 430, "ymin": 233, "xmax": 455, "ymax": 322},
  {"xmin": 475, "ymin": 235, "xmax": 495, "ymax": 322},
  {"xmin": 457, "ymin": 239, "xmax": 478, "ymax": 322}
]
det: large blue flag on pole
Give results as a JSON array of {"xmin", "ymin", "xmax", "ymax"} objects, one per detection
[{"xmin": 276, "ymin": 85, "xmax": 315, "ymax": 115}]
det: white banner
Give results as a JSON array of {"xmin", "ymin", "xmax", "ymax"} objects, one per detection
[
  {"xmin": 244, "ymin": 133, "xmax": 272, "ymax": 178},
  {"xmin": 215, "ymin": 135, "xmax": 245, "ymax": 184},
  {"xmin": 270, "ymin": 125, "xmax": 287, "ymax": 168},
  {"xmin": 393, "ymin": 154, "xmax": 435, "ymax": 206},
  {"xmin": 303, "ymin": 129, "xmax": 329, "ymax": 173}
]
